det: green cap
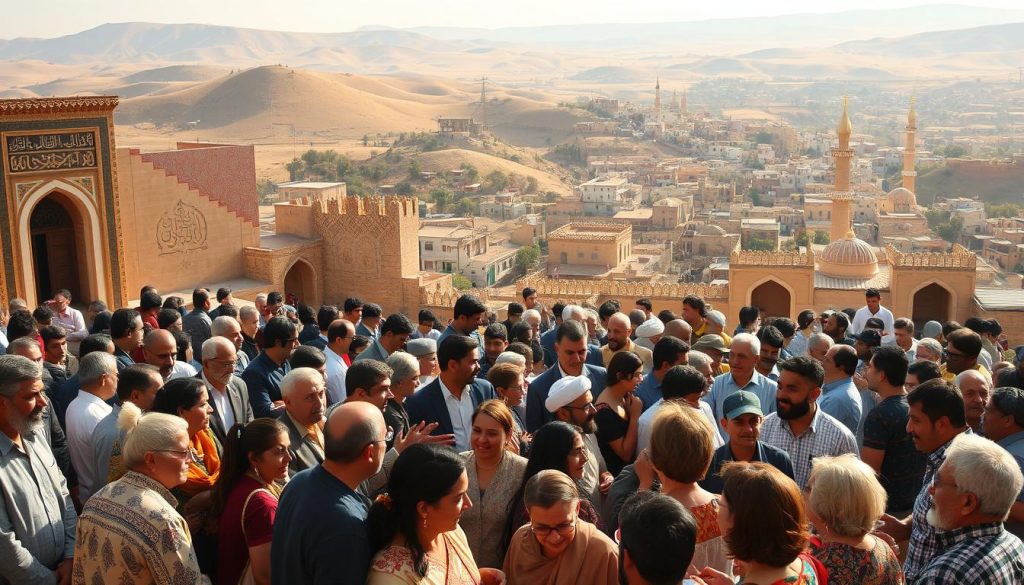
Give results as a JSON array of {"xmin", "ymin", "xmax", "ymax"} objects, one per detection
[{"xmin": 723, "ymin": 390, "xmax": 763, "ymax": 420}]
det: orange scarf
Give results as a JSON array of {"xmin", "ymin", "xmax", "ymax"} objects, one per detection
[{"xmin": 181, "ymin": 428, "xmax": 222, "ymax": 496}]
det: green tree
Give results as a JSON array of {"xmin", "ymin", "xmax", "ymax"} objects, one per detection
[
  {"xmin": 525, "ymin": 176, "xmax": 539, "ymax": 194},
  {"xmin": 395, "ymin": 182, "xmax": 414, "ymax": 196},
  {"xmin": 794, "ymin": 232, "xmax": 810, "ymax": 246},
  {"xmin": 812, "ymin": 231, "xmax": 831, "ymax": 245},
  {"xmin": 743, "ymin": 237, "xmax": 776, "ymax": 252},
  {"xmin": 487, "ymin": 170, "xmax": 509, "ymax": 192},
  {"xmin": 944, "ymin": 144, "xmax": 966, "ymax": 158},
  {"xmin": 256, "ymin": 178, "xmax": 277, "ymax": 204},
  {"xmin": 986, "ymin": 203, "xmax": 1022, "ymax": 218},
  {"xmin": 430, "ymin": 188, "xmax": 453, "ymax": 212},
  {"xmin": 285, "ymin": 159, "xmax": 304, "ymax": 181},
  {"xmin": 452, "ymin": 274, "xmax": 473, "ymax": 290},
  {"xmin": 408, "ymin": 160, "xmax": 422, "ymax": 180},
  {"xmin": 455, "ymin": 198, "xmax": 476, "ymax": 216},
  {"xmin": 936, "ymin": 216, "xmax": 964, "ymax": 244},
  {"xmin": 461, "ymin": 163, "xmax": 480, "ymax": 184},
  {"xmin": 514, "ymin": 244, "xmax": 541, "ymax": 276}
]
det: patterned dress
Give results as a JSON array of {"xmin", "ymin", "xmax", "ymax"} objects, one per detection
[
  {"xmin": 72, "ymin": 471, "xmax": 209, "ymax": 585},
  {"xmin": 689, "ymin": 499, "xmax": 733, "ymax": 578},
  {"xmin": 751, "ymin": 553, "xmax": 824, "ymax": 585},
  {"xmin": 810, "ymin": 535, "xmax": 905, "ymax": 585},
  {"xmin": 367, "ymin": 526, "xmax": 481, "ymax": 585}
]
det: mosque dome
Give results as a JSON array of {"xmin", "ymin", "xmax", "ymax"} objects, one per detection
[
  {"xmin": 654, "ymin": 197, "xmax": 682, "ymax": 207},
  {"xmin": 887, "ymin": 187, "xmax": 917, "ymax": 212},
  {"xmin": 699, "ymin": 224, "xmax": 727, "ymax": 236},
  {"xmin": 818, "ymin": 231, "xmax": 879, "ymax": 279}
]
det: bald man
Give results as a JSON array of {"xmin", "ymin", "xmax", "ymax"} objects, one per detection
[
  {"xmin": 142, "ymin": 329, "xmax": 197, "ymax": 381},
  {"xmin": 601, "ymin": 312, "xmax": 654, "ymax": 374},
  {"xmin": 956, "ymin": 368, "xmax": 991, "ymax": 435},
  {"xmin": 664, "ymin": 319, "xmax": 693, "ymax": 345}
]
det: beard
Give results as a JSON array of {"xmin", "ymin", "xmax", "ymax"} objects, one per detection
[
  {"xmin": 608, "ymin": 338, "xmax": 625, "ymax": 352},
  {"xmin": 926, "ymin": 507, "xmax": 953, "ymax": 531},
  {"xmin": 577, "ymin": 412, "xmax": 598, "ymax": 434},
  {"xmin": 776, "ymin": 397, "xmax": 811, "ymax": 420},
  {"xmin": 9, "ymin": 406, "xmax": 45, "ymax": 437}
]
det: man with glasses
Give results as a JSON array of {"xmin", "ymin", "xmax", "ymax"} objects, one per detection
[
  {"xmin": 243, "ymin": 315, "xmax": 297, "ymax": 418},
  {"xmin": 109, "ymin": 308, "xmax": 144, "ymax": 370},
  {"xmin": 0, "ymin": 354, "xmax": 76, "ymax": 585},
  {"xmin": 941, "ymin": 328, "xmax": 989, "ymax": 383},
  {"xmin": 199, "ymin": 336, "xmax": 253, "ymax": 446},
  {"xmin": 545, "ymin": 374, "xmax": 613, "ymax": 512}
]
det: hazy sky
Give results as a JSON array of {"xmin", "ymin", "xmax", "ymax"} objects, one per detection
[{"xmin": 3, "ymin": 0, "xmax": 1021, "ymax": 38}]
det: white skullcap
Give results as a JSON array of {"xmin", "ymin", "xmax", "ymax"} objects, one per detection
[
  {"xmin": 494, "ymin": 351, "xmax": 527, "ymax": 368},
  {"xmin": 545, "ymin": 375, "xmax": 592, "ymax": 412},
  {"xmin": 635, "ymin": 318, "xmax": 665, "ymax": 339},
  {"xmin": 706, "ymin": 310, "xmax": 726, "ymax": 327}
]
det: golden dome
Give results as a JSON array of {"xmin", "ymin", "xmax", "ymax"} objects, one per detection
[
  {"xmin": 818, "ymin": 231, "xmax": 879, "ymax": 279},
  {"xmin": 838, "ymin": 96, "xmax": 853, "ymax": 137},
  {"xmin": 887, "ymin": 187, "xmax": 917, "ymax": 211}
]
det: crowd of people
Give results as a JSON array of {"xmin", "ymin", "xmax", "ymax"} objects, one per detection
[{"xmin": 2, "ymin": 284, "xmax": 1024, "ymax": 585}]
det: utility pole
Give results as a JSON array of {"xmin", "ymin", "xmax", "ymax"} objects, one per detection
[{"xmin": 479, "ymin": 76, "xmax": 488, "ymax": 130}]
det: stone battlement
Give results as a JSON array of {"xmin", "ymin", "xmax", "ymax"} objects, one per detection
[
  {"xmin": 885, "ymin": 244, "xmax": 976, "ymax": 270},
  {"xmin": 731, "ymin": 248, "xmax": 814, "ymax": 267},
  {"xmin": 517, "ymin": 275, "xmax": 728, "ymax": 301},
  {"xmin": 0, "ymin": 96, "xmax": 119, "ymax": 116},
  {"xmin": 285, "ymin": 195, "xmax": 417, "ymax": 217}
]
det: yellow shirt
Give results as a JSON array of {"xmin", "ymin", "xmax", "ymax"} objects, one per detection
[{"xmin": 940, "ymin": 363, "xmax": 990, "ymax": 382}]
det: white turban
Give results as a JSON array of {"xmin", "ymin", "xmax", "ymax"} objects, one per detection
[{"xmin": 545, "ymin": 375, "xmax": 592, "ymax": 412}]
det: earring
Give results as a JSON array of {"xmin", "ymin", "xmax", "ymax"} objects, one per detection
[{"xmin": 422, "ymin": 516, "xmax": 427, "ymax": 529}]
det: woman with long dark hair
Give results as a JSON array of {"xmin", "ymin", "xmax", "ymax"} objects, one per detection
[
  {"xmin": 210, "ymin": 418, "xmax": 291, "ymax": 585},
  {"xmin": 594, "ymin": 351, "xmax": 643, "ymax": 476},
  {"xmin": 366, "ymin": 443, "xmax": 503, "ymax": 584},
  {"xmin": 508, "ymin": 421, "xmax": 602, "ymax": 536}
]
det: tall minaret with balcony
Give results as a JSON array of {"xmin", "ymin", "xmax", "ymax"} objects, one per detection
[
  {"xmin": 902, "ymin": 98, "xmax": 917, "ymax": 194},
  {"xmin": 829, "ymin": 97, "xmax": 855, "ymax": 242}
]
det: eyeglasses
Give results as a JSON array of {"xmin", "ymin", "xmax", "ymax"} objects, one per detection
[
  {"xmin": 531, "ymin": 518, "xmax": 577, "ymax": 537},
  {"xmin": 366, "ymin": 429, "xmax": 396, "ymax": 448},
  {"xmin": 562, "ymin": 403, "xmax": 597, "ymax": 413},
  {"xmin": 943, "ymin": 350, "xmax": 968, "ymax": 360},
  {"xmin": 155, "ymin": 449, "xmax": 199, "ymax": 464}
]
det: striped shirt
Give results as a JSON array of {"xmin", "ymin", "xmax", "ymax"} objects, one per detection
[
  {"xmin": 760, "ymin": 406, "xmax": 858, "ymax": 489},
  {"xmin": 915, "ymin": 522, "xmax": 1024, "ymax": 585}
]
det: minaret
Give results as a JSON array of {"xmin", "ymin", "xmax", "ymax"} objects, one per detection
[
  {"xmin": 680, "ymin": 90, "xmax": 687, "ymax": 113},
  {"xmin": 902, "ymin": 97, "xmax": 917, "ymax": 194},
  {"xmin": 829, "ymin": 96, "xmax": 855, "ymax": 242},
  {"xmin": 654, "ymin": 77, "xmax": 661, "ymax": 117}
]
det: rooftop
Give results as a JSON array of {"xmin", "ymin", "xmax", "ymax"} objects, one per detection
[
  {"xmin": 278, "ymin": 181, "xmax": 346, "ymax": 190},
  {"xmin": 419, "ymin": 225, "xmax": 485, "ymax": 240},
  {"xmin": 548, "ymin": 222, "xmax": 630, "ymax": 242},
  {"xmin": 975, "ymin": 288, "xmax": 1024, "ymax": 311}
]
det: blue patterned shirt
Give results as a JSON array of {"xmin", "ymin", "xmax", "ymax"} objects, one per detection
[{"xmin": 915, "ymin": 522, "xmax": 1024, "ymax": 585}]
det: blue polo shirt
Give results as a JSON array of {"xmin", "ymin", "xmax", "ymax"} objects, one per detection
[
  {"xmin": 699, "ymin": 440, "xmax": 795, "ymax": 494},
  {"xmin": 242, "ymin": 351, "xmax": 291, "ymax": 418},
  {"xmin": 635, "ymin": 374, "xmax": 663, "ymax": 412},
  {"xmin": 704, "ymin": 370, "xmax": 778, "ymax": 422},
  {"xmin": 818, "ymin": 377, "xmax": 863, "ymax": 436}
]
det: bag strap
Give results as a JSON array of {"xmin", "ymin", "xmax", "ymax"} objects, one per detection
[{"xmin": 240, "ymin": 487, "xmax": 272, "ymax": 541}]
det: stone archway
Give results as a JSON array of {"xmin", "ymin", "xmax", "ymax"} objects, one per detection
[
  {"xmin": 912, "ymin": 282, "xmax": 952, "ymax": 330},
  {"xmin": 750, "ymin": 279, "xmax": 793, "ymax": 320},
  {"xmin": 283, "ymin": 258, "xmax": 319, "ymax": 307}
]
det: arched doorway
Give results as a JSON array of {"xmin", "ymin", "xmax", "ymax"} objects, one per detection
[
  {"xmin": 29, "ymin": 194, "xmax": 87, "ymax": 303},
  {"xmin": 912, "ymin": 283, "xmax": 952, "ymax": 329},
  {"xmin": 750, "ymin": 279, "xmax": 792, "ymax": 320},
  {"xmin": 284, "ymin": 259, "xmax": 318, "ymax": 307}
]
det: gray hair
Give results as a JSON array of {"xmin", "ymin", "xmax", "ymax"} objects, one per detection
[
  {"xmin": 210, "ymin": 315, "xmax": 240, "ymax": 337},
  {"xmin": 917, "ymin": 338, "xmax": 943, "ymax": 361},
  {"xmin": 731, "ymin": 332, "xmax": 761, "ymax": 356},
  {"xmin": 255, "ymin": 293, "xmax": 268, "ymax": 302},
  {"xmin": 88, "ymin": 300, "xmax": 108, "ymax": 313},
  {"xmin": 991, "ymin": 387, "xmax": 1024, "ymax": 428},
  {"xmin": 522, "ymin": 309, "xmax": 541, "ymax": 324},
  {"xmin": 687, "ymin": 351, "xmax": 713, "ymax": 369},
  {"xmin": 78, "ymin": 352, "xmax": 118, "ymax": 386},
  {"xmin": 0, "ymin": 354, "xmax": 41, "ymax": 397},
  {"xmin": 525, "ymin": 469, "xmax": 580, "ymax": 509},
  {"xmin": 201, "ymin": 336, "xmax": 235, "ymax": 361},
  {"xmin": 118, "ymin": 402, "xmax": 189, "ymax": 469},
  {"xmin": 561, "ymin": 304, "xmax": 586, "ymax": 323},
  {"xmin": 956, "ymin": 368, "xmax": 992, "ymax": 389},
  {"xmin": 706, "ymin": 310, "xmax": 726, "ymax": 327},
  {"xmin": 808, "ymin": 333, "xmax": 834, "ymax": 353},
  {"xmin": 239, "ymin": 305, "xmax": 260, "ymax": 320},
  {"xmin": 6, "ymin": 336, "xmax": 41, "ymax": 356},
  {"xmin": 386, "ymin": 351, "xmax": 419, "ymax": 384},
  {"xmin": 944, "ymin": 433, "xmax": 1024, "ymax": 520},
  {"xmin": 280, "ymin": 367, "xmax": 324, "ymax": 399},
  {"xmin": 495, "ymin": 351, "xmax": 527, "ymax": 368}
]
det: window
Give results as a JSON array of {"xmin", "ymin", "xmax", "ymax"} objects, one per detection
[
  {"xmin": 577, "ymin": 252, "xmax": 584, "ymax": 259},
  {"xmin": 424, "ymin": 242, "xmax": 434, "ymax": 251}
]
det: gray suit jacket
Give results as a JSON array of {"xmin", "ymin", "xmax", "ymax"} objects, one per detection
[
  {"xmin": 459, "ymin": 450, "xmax": 528, "ymax": 568},
  {"xmin": 280, "ymin": 411, "xmax": 325, "ymax": 475},
  {"xmin": 182, "ymin": 309, "xmax": 212, "ymax": 355},
  {"xmin": 203, "ymin": 374, "xmax": 254, "ymax": 446}
]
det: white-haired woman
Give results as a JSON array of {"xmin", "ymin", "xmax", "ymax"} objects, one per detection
[
  {"xmin": 73, "ymin": 403, "xmax": 207, "ymax": 584},
  {"xmin": 385, "ymin": 351, "xmax": 419, "ymax": 450}
]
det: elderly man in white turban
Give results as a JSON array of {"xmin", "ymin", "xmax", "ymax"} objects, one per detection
[
  {"xmin": 634, "ymin": 318, "xmax": 665, "ymax": 354},
  {"xmin": 545, "ymin": 375, "xmax": 612, "ymax": 509}
]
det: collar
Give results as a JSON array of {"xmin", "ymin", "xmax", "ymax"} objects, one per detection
[
  {"xmin": 725, "ymin": 440, "xmax": 767, "ymax": 463},
  {"xmin": 201, "ymin": 370, "xmax": 231, "ymax": 393},
  {"xmin": 779, "ymin": 405, "xmax": 824, "ymax": 436},
  {"xmin": 77, "ymin": 390, "xmax": 112, "ymax": 408},
  {"xmin": 557, "ymin": 362, "xmax": 587, "ymax": 379},
  {"xmin": 822, "ymin": 377, "xmax": 854, "ymax": 392},
  {"xmin": 119, "ymin": 470, "xmax": 179, "ymax": 508},
  {"xmin": 935, "ymin": 522, "xmax": 1004, "ymax": 549},
  {"xmin": 997, "ymin": 430, "xmax": 1024, "ymax": 449},
  {"xmin": 729, "ymin": 369, "xmax": 763, "ymax": 389},
  {"xmin": 929, "ymin": 429, "xmax": 972, "ymax": 467},
  {"xmin": 372, "ymin": 338, "xmax": 390, "ymax": 358},
  {"xmin": 288, "ymin": 412, "xmax": 313, "ymax": 439},
  {"xmin": 438, "ymin": 376, "xmax": 467, "ymax": 402},
  {"xmin": 0, "ymin": 428, "xmax": 37, "ymax": 457},
  {"xmin": 319, "ymin": 333, "xmax": 328, "ymax": 342},
  {"xmin": 326, "ymin": 347, "xmax": 346, "ymax": 364}
]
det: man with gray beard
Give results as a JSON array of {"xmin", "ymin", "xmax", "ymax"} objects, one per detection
[{"xmin": 0, "ymin": 354, "xmax": 76, "ymax": 584}]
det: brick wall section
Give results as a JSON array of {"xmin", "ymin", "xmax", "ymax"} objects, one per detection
[{"xmin": 139, "ymin": 145, "xmax": 259, "ymax": 226}]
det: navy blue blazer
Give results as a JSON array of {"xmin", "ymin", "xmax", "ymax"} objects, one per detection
[
  {"xmin": 303, "ymin": 335, "xmax": 328, "ymax": 351},
  {"xmin": 404, "ymin": 377, "xmax": 497, "ymax": 437},
  {"xmin": 539, "ymin": 328, "xmax": 602, "ymax": 369},
  {"xmin": 525, "ymin": 363, "xmax": 608, "ymax": 433}
]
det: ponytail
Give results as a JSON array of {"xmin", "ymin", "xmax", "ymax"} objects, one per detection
[{"xmin": 209, "ymin": 418, "xmax": 288, "ymax": 521}]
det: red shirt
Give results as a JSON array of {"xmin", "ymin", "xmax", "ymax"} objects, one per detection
[{"xmin": 216, "ymin": 476, "xmax": 278, "ymax": 585}]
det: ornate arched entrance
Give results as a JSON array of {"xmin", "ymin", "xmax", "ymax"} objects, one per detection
[
  {"xmin": 750, "ymin": 279, "xmax": 792, "ymax": 320},
  {"xmin": 29, "ymin": 196, "xmax": 83, "ymax": 302},
  {"xmin": 912, "ymin": 282, "xmax": 952, "ymax": 329},
  {"xmin": 284, "ymin": 259, "xmax": 319, "ymax": 307}
]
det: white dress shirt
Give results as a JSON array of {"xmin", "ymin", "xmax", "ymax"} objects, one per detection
[
  {"xmin": 167, "ymin": 361, "xmax": 198, "ymax": 381},
  {"xmin": 439, "ymin": 377, "xmax": 475, "ymax": 452},
  {"xmin": 54, "ymin": 307, "xmax": 88, "ymax": 342},
  {"xmin": 202, "ymin": 372, "xmax": 236, "ymax": 432},
  {"xmin": 67, "ymin": 390, "xmax": 113, "ymax": 501},
  {"xmin": 850, "ymin": 305, "xmax": 896, "ymax": 345},
  {"xmin": 325, "ymin": 348, "xmax": 349, "ymax": 406}
]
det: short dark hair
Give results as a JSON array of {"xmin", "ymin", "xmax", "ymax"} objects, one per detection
[
  {"xmin": 484, "ymin": 323, "xmax": 508, "ymax": 342},
  {"xmin": 907, "ymin": 378, "xmax": 966, "ymax": 427},
  {"xmin": 986, "ymin": 319, "xmax": 1003, "ymax": 336},
  {"xmin": 162, "ymin": 296, "xmax": 184, "ymax": 310},
  {"xmin": 942, "ymin": 321, "xmax": 963, "ymax": 339},
  {"xmin": 505, "ymin": 342, "xmax": 534, "ymax": 364},
  {"xmin": 635, "ymin": 298, "xmax": 653, "ymax": 312},
  {"xmin": 216, "ymin": 287, "xmax": 232, "ymax": 302},
  {"xmin": 841, "ymin": 308, "xmax": 856, "ymax": 321},
  {"xmin": 618, "ymin": 491, "xmax": 697, "ymax": 585},
  {"xmin": 296, "ymin": 303, "xmax": 316, "ymax": 325},
  {"xmin": 219, "ymin": 305, "xmax": 239, "ymax": 319},
  {"xmin": 628, "ymin": 310, "xmax": 646, "ymax": 329},
  {"xmin": 662, "ymin": 365, "xmax": 708, "ymax": 400},
  {"xmin": 893, "ymin": 318, "xmax": 914, "ymax": 334},
  {"xmin": 362, "ymin": 303, "xmax": 382, "ymax": 319},
  {"xmin": 831, "ymin": 345, "xmax": 859, "ymax": 377},
  {"xmin": 865, "ymin": 317, "xmax": 885, "ymax": 331},
  {"xmin": 797, "ymin": 310, "xmax": 816, "ymax": 330},
  {"xmin": 551, "ymin": 302, "xmax": 566, "ymax": 321},
  {"xmin": 757, "ymin": 325, "xmax": 785, "ymax": 349},
  {"xmin": 607, "ymin": 351, "xmax": 643, "ymax": 387},
  {"xmin": 453, "ymin": 294, "xmax": 487, "ymax": 319},
  {"xmin": 343, "ymin": 298, "xmax": 364, "ymax": 313},
  {"xmin": 947, "ymin": 328, "xmax": 982, "ymax": 359},
  {"xmin": 262, "ymin": 316, "xmax": 297, "ymax": 348},
  {"xmin": 682, "ymin": 295, "xmax": 706, "ymax": 317},
  {"xmin": 437, "ymin": 335, "xmax": 479, "ymax": 372},
  {"xmin": 907, "ymin": 359, "xmax": 941, "ymax": 385},
  {"xmin": 109, "ymin": 308, "xmax": 140, "ymax": 340},
  {"xmin": 991, "ymin": 387, "xmax": 1024, "ymax": 428},
  {"xmin": 652, "ymin": 336, "xmax": 689, "ymax": 370},
  {"xmin": 657, "ymin": 309, "xmax": 679, "ymax": 324},
  {"xmin": 39, "ymin": 324, "xmax": 66, "ymax": 345},
  {"xmin": 327, "ymin": 320, "xmax": 352, "ymax": 344},
  {"xmin": 156, "ymin": 308, "xmax": 181, "ymax": 330},
  {"xmin": 116, "ymin": 364, "xmax": 160, "ymax": 402},
  {"xmin": 172, "ymin": 330, "xmax": 192, "ymax": 361},
  {"xmin": 290, "ymin": 345, "xmax": 326, "ymax": 370},
  {"xmin": 345, "ymin": 359, "xmax": 393, "ymax": 397},
  {"xmin": 6, "ymin": 310, "xmax": 37, "ymax": 341},
  {"xmin": 963, "ymin": 317, "xmax": 985, "ymax": 333},
  {"xmin": 266, "ymin": 291, "xmax": 284, "ymax": 306},
  {"xmin": 870, "ymin": 346, "xmax": 908, "ymax": 387},
  {"xmin": 865, "ymin": 288, "xmax": 880, "ymax": 299},
  {"xmin": 831, "ymin": 311, "xmax": 850, "ymax": 333},
  {"xmin": 738, "ymin": 306, "xmax": 759, "ymax": 327},
  {"xmin": 509, "ymin": 322, "xmax": 531, "ymax": 344},
  {"xmin": 139, "ymin": 290, "xmax": 162, "ymax": 310},
  {"xmin": 769, "ymin": 318, "xmax": 796, "ymax": 338},
  {"xmin": 349, "ymin": 335, "xmax": 371, "ymax": 355},
  {"xmin": 80, "ymin": 334, "xmax": 113, "ymax": 357},
  {"xmin": 32, "ymin": 305, "xmax": 53, "ymax": 324},
  {"xmin": 192, "ymin": 288, "xmax": 210, "ymax": 308},
  {"xmin": 381, "ymin": 313, "xmax": 414, "ymax": 337},
  {"xmin": 598, "ymin": 300, "xmax": 621, "ymax": 321},
  {"xmin": 417, "ymin": 309, "xmax": 437, "ymax": 325},
  {"xmin": 778, "ymin": 355, "xmax": 824, "ymax": 387},
  {"xmin": 554, "ymin": 319, "xmax": 587, "ymax": 344},
  {"xmin": 521, "ymin": 287, "xmax": 537, "ymax": 301},
  {"xmin": 152, "ymin": 377, "xmax": 208, "ymax": 415},
  {"xmin": 506, "ymin": 302, "xmax": 524, "ymax": 317},
  {"xmin": 316, "ymin": 305, "xmax": 340, "ymax": 331}
]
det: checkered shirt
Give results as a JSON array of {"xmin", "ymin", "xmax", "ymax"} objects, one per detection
[
  {"xmin": 760, "ymin": 406, "xmax": 858, "ymax": 489},
  {"xmin": 914, "ymin": 522, "xmax": 1024, "ymax": 585}
]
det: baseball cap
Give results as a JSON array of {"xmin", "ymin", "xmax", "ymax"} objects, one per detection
[
  {"xmin": 854, "ymin": 329, "xmax": 882, "ymax": 346},
  {"xmin": 723, "ymin": 390, "xmax": 763, "ymax": 420},
  {"xmin": 692, "ymin": 334, "xmax": 730, "ymax": 353}
]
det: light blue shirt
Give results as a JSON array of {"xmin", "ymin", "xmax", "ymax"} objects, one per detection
[
  {"xmin": 704, "ymin": 370, "xmax": 778, "ymax": 422},
  {"xmin": 635, "ymin": 373, "xmax": 663, "ymax": 412},
  {"xmin": 91, "ymin": 404, "xmax": 124, "ymax": 496},
  {"xmin": 818, "ymin": 377, "xmax": 863, "ymax": 436}
]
